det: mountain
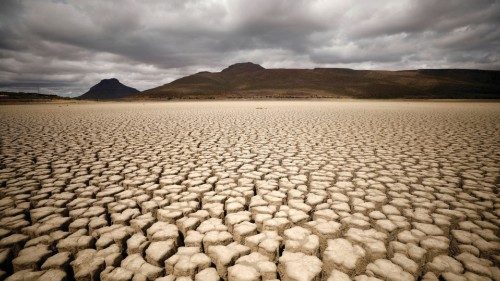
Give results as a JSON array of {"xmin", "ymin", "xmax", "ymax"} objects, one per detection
[
  {"xmin": 132, "ymin": 63, "xmax": 500, "ymax": 99},
  {"xmin": 78, "ymin": 78, "xmax": 139, "ymax": 100}
]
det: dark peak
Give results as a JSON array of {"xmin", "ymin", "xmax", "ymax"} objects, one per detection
[
  {"xmin": 99, "ymin": 78, "xmax": 120, "ymax": 84},
  {"xmin": 221, "ymin": 62, "xmax": 265, "ymax": 73},
  {"xmin": 78, "ymin": 77, "xmax": 139, "ymax": 100}
]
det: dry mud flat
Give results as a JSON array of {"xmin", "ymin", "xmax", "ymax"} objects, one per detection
[{"xmin": 0, "ymin": 101, "xmax": 499, "ymax": 281}]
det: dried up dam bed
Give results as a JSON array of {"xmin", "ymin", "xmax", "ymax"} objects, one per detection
[{"xmin": 0, "ymin": 101, "xmax": 499, "ymax": 281}]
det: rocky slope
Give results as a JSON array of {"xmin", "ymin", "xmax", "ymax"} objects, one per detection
[{"xmin": 133, "ymin": 62, "xmax": 500, "ymax": 99}]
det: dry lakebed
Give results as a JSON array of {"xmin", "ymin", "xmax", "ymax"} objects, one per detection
[{"xmin": 0, "ymin": 101, "xmax": 499, "ymax": 281}]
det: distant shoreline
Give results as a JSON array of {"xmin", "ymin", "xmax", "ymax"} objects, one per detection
[{"xmin": 2, "ymin": 98, "xmax": 500, "ymax": 105}]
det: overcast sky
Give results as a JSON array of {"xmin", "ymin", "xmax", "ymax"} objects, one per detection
[{"xmin": 0, "ymin": 0, "xmax": 499, "ymax": 96}]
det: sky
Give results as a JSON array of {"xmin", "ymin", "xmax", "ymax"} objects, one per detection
[{"xmin": 0, "ymin": 0, "xmax": 499, "ymax": 97}]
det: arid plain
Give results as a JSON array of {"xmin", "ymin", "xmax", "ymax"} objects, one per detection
[{"xmin": 0, "ymin": 101, "xmax": 499, "ymax": 281}]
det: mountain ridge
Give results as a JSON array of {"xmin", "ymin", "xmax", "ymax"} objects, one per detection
[{"xmin": 131, "ymin": 63, "xmax": 500, "ymax": 99}]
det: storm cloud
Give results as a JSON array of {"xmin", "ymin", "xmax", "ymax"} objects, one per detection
[{"xmin": 0, "ymin": 0, "xmax": 499, "ymax": 96}]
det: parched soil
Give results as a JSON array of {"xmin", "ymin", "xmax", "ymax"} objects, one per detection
[{"xmin": 0, "ymin": 101, "xmax": 498, "ymax": 281}]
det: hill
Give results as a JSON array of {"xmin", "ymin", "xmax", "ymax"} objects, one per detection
[
  {"xmin": 0, "ymin": 91, "xmax": 69, "ymax": 103},
  {"xmin": 78, "ymin": 78, "xmax": 139, "ymax": 100},
  {"xmin": 133, "ymin": 62, "xmax": 500, "ymax": 99}
]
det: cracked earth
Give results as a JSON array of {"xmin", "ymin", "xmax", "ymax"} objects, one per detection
[{"xmin": 0, "ymin": 101, "xmax": 499, "ymax": 281}]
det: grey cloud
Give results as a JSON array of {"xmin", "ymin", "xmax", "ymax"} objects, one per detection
[{"xmin": 0, "ymin": 0, "xmax": 499, "ymax": 97}]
